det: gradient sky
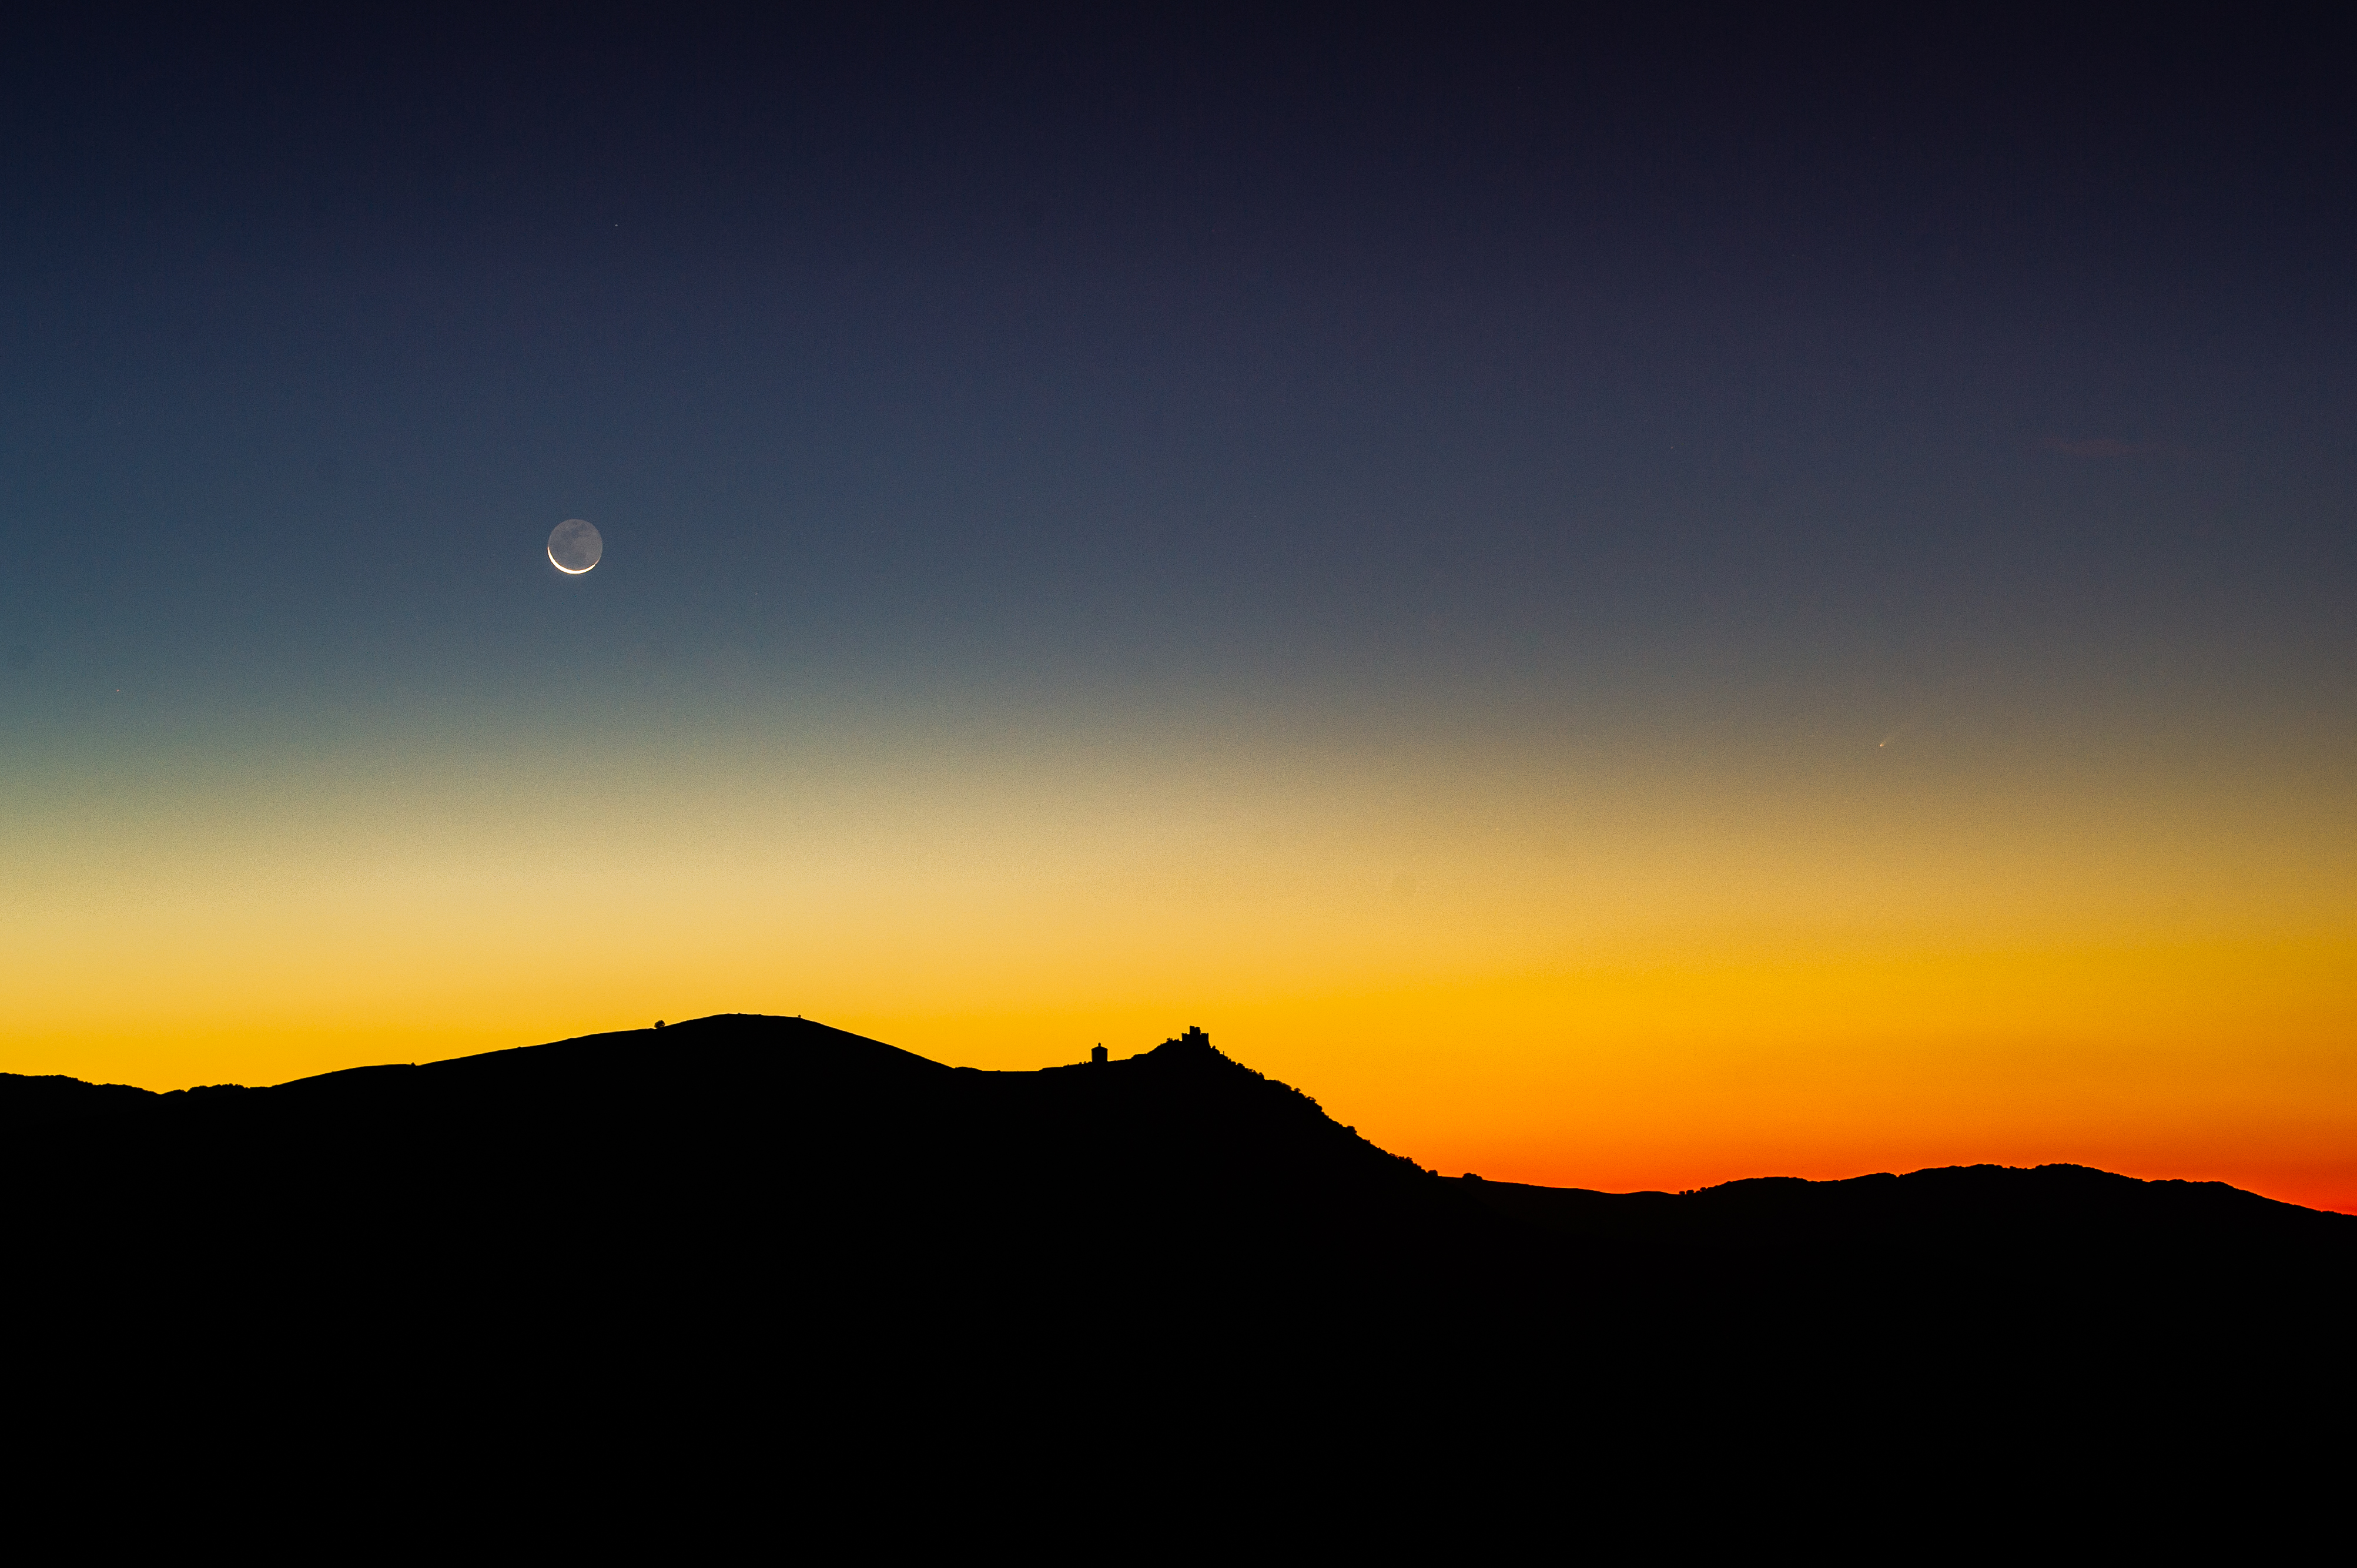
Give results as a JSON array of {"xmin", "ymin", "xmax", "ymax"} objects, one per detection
[{"xmin": 5, "ymin": 11, "xmax": 2353, "ymax": 1208}]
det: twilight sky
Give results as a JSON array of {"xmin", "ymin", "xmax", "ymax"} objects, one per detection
[{"xmin": 5, "ymin": 11, "xmax": 2353, "ymax": 1206}]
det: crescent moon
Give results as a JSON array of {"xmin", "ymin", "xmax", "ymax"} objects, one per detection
[{"xmin": 546, "ymin": 518, "xmax": 604, "ymax": 574}]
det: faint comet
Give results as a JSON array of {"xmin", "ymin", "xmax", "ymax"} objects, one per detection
[{"xmin": 1877, "ymin": 715, "xmax": 1926, "ymax": 749}]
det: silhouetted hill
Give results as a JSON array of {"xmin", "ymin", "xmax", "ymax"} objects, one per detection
[
  {"xmin": 9, "ymin": 1011, "xmax": 2346, "ymax": 1284},
  {"xmin": 9, "ymin": 1013, "xmax": 2350, "ymax": 1496},
  {"xmin": 1460, "ymin": 1160, "xmax": 2351, "ymax": 1250}
]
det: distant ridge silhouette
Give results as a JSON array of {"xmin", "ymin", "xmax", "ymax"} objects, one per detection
[
  {"xmin": 10, "ymin": 1012, "xmax": 2342, "ymax": 1248},
  {"xmin": 9, "ymin": 1013, "xmax": 2349, "ymax": 1514}
]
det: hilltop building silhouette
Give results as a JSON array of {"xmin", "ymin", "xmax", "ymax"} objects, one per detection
[{"xmin": 1091, "ymin": 1027, "xmax": 1206, "ymax": 1063}]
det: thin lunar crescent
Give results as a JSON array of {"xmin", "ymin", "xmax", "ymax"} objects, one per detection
[{"xmin": 548, "ymin": 518, "xmax": 603, "ymax": 574}]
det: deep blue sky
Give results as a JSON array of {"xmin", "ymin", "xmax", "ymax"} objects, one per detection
[{"xmin": 5, "ymin": 7, "xmax": 2353, "ymax": 755}]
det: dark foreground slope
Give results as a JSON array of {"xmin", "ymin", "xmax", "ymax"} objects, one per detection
[{"xmin": 8, "ymin": 1013, "xmax": 2350, "ymax": 1492}]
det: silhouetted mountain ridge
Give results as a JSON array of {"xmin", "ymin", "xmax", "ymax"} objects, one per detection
[
  {"xmin": 7, "ymin": 1013, "xmax": 2344, "ymax": 1252},
  {"xmin": 12, "ymin": 1011, "xmax": 2351, "ymax": 1498}
]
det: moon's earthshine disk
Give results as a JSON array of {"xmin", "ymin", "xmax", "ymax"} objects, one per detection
[{"xmin": 548, "ymin": 518, "xmax": 603, "ymax": 574}]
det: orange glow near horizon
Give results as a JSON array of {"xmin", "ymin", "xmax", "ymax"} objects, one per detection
[{"xmin": 6, "ymin": 701, "xmax": 2353, "ymax": 1212}]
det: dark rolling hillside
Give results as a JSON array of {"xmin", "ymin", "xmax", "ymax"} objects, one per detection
[{"xmin": 9, "ymin": 1013, "xmax": 2350, "ymax": 1477}]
